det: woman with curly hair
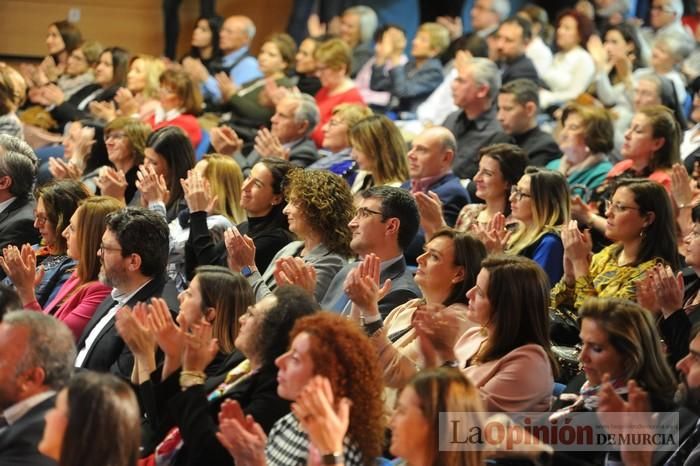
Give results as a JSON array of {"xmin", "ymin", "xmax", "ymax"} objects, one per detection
[
  {"xmin": 226, "ymin": 169, "xmax": 354, "ymax": 302},
  {"xmin": 217, "ymin": 311, "xmax": 384, "ymax": 466}
]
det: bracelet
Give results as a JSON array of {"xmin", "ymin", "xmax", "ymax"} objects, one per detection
[
  {"xmin": 321, "ymin": 452, "xmax": 344, "ymax": 465},
  {"xmin": 678, "ymin": 202, "xmax": 692, "ymax": 209},
  {"xmin": 179, "ymin": 370, "xmax": 206, "ymax": 389}
]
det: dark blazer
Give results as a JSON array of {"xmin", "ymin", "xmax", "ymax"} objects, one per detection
[
  {"xmin": 401, "ymin": 173, "xmax": 471, "ymax": 265},
  {"xmin": 321, "ymin": 256, "xmax": 421, "ymax": 319},
  {"xmin": 235, "ymin": 137, "xmax": 319, "ymax": 176},
  {"xmin": 50, "ymin": 84, "xmax": 118, "ymax": 131},
  {"xmin": 75, "ymin": 274, "xmax": 179, "ymax": 380},
  {"xmin": 370, "ymin": 57, "xmax": 444, "ymax": 113},
  {"xmin": 513, "ymin": 126, "xmax": 561, "ymax": 167},
  {"xmin": 0, "ymin": 197, "xmax": 39, "ymax": 251},
  {"xmin": 0, "ymin": 395, "xmax": 57, "ymax": 466},
  {"xmin": 0, "ymin": 197, "xmax": 40, "ymax": 280},
  {"xmin": 500, "ymin": 54, "xmax": 540, "ymax": 85},
  {"xmin": 168, "ymin": 363, "xmax": 290, "ymax": 466}
]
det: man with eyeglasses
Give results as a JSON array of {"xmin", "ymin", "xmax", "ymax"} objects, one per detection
[
  {"xmin": 0, "ymin": 136, "xmax": 40, "ymax": 279},
  {"xmin": 320, "ymin": 186, "xmax": 421, "ymax": 319},
  {"xmin": 643, "ymin": 0, "xmax": 693, "ymax": 50},
  {"xmin": 74, "ymin": 207, "xmax": 179, "ymax": 380}
]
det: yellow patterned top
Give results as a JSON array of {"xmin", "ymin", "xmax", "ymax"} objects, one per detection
[{"xmin": 551, "ymin": 244, "xmax": 660, "ymax": 312}]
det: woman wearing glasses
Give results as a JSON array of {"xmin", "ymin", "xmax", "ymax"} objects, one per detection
[
  {"xmin": 485, "ymin": 167, "xmax": 570, "ymax": 285},
  {"xmin": 0, "ymin": 196, "xmax": 123, "ymax": 339},
  {"xmin": 552, "ymin": 179, "xmax": 680, "ymax": 313},
  {"xmin": 573, "ymin": 105, "xmax": 681, "ymax": 239}
]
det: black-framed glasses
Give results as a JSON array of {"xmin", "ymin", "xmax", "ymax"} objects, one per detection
[
  {"xmin": 510, "ymin": 186, "xmax": 531, "ymax": 201},
  {"xmin": 604, "ymin": 200, "xmax": 640, "ymax": 214},
  {"xmin": 355, "ymin": 207, "xmax": 384, "ymax": 219},
  {"xmin": 99, "ymin": 243, "xmax": 123, "ymax": 255}
]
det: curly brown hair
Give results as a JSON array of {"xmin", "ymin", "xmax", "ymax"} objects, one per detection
[
  {"xmin": 290, "ymin": 312, "xmax": 384, "ymax": 466},
  {"xmin": 284, "ymin": 169, "xmax": 353, "ymax": 257}
]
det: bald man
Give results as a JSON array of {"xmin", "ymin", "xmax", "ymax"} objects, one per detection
[
  {"xmin": 191, "ymin": 15, "xmax": 262, "ymax": 104},
  {"xmin": 401, "ymin": 126, "xmax": 470, "ymax": 265}
]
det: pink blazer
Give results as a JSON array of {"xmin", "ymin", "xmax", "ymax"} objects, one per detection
[{"xmin": 27, "ymin": 272, "xmax": 112, "ymax": 340}]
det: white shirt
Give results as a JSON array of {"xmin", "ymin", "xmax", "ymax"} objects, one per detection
[
  {"xmin": 681, "ymin": 124, "xmax": 700, "ymax": 161},
  {"xmin": 525, "ymin": 36, "xmax": 553, "ymax": 78},
  {"xmin": 0, "ymin": 390, "xmax": 55, "ymax": 433},
  {"xmin": 74, "ymin": 280, "xmax": 151, "ymax": 367},
  {"xmin": 0, "ymin": 196, "xmax": 16, "ymax": 216}
]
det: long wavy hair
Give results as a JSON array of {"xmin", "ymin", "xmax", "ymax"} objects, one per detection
[
  {"xmin": 348, "ymin": 114, "xmax": 409, "ymax": 186},
  {"xmin": 284, "ymin": 169, "xmax": 353, "ymax": 257},
  {"xmin": 290, "ymin": 312, "xmax": 384, "ymax": 466}
]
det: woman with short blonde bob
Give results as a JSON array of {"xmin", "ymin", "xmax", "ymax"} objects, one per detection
[
  {"xmin": 348, "ymin": 113, "xmax": 409, "ymax": 192},
  {"xmin": 0, "ymin": 196, "xmax": 124, "ymax": 339}
]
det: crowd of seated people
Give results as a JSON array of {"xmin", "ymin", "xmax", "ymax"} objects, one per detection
[{"xmin": 9, "ymin": 1, "xmax": 700, "ymax": 465}]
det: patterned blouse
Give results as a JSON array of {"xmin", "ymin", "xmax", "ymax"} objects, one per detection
[
  {"xmin": 551, "ymin": 244, "xmax": 660, "ymax": 312},
  {"xmin": 265, "ymin": 412, "xmax": 364, "ymax": 466}
]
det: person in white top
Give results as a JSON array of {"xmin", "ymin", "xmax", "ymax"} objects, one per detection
[{"xmin": 539, "ymin": 9, "xmax": 596, "ymax": 109}]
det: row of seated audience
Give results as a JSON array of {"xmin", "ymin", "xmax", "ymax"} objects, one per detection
[{"xmin": 5, "ymin": 0, "xmax": 700, "ymax": 465}]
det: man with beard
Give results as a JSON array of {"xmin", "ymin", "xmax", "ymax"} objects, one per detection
[
  {"xmin": 74, "ymin": 207, "xmax": 179, "ymax": 380},
  {"xmin": 598, "ymin": 329, "xmax": 700, "ymax": 465}
]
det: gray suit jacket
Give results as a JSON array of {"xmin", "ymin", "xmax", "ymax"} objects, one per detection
[
  {"xmin": 248, "ymin": 240, "xmax": 348, "ymax": 303},
  {"xmin": 320, "ymin": 256, "xmax": 421, "ymax": 319},
  {"xmin": 235, "ymin": 138, "xmax": 319, "ymax": 176}
]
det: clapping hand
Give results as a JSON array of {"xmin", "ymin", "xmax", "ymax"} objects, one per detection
[
  {"xmin": 210, "ymin": 126, "xmax": 244, "ymax": 155},
  {"xmin": 136, "ymin": 164, "xmax": 169, "ymax": 205},
  {"xmin": 273, "ymin": 256, "xmax": 317, "ymax": 295},
  {"xmin": 253, "ymin": 127, "xmax": 290, "ymax": 160},
  {"xmin": 114, "ymin": 87, "xmax": 139, "ymax": 116},
  {"xmin": 181, "ymin": 169, "xmax": 218, "ymax": 213},
  {"xmin": 345, "ymin": 253, "xmax": 391, "ymax": 317},
  {"xmin": 48, "ymin": 157, "xmax": 82, "ymax": 180},
  {"xmin": 292, "ymin": 376, "xmax": 350, "ymax": 457},
  {"xmin": 224, "ymin": 226, "xmax": 256, "ymax": 272},
  {"xmin": 215, "ymin": 72, "xmax": 238, "ymax": 101},
  {"xmin": 414, "ymin": 191, "xmax": 446, "ymax": 238},
  {"xmin": 636, "ymin": 264, "xmax": 684, "ymax": 317},
  {"xmin": 216, "ymin": 399, "xmax": 268, "ymax": 466},
  {"xmin": 183, "ymin": 321, "xmax": 219, "ymax": 373},
  {"xmin": 472, "ymin": 212, "xmax": 510, "ymax": 253},
  {"xmin": 96, "ymin": 166, "xmax": 128, "ymax": 202},
  {"xmin": 562, "ymin": 220, "xmax": 592, "ymax": 284},
  {"xmin": 0, "ymin": 244, "xmax": 42, "ymax": 304}
]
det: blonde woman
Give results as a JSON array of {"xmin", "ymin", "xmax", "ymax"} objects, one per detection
[
  {"xmin": 348, "ymin": 113, "xmax": 409, "ymax": 192},
  {"xmin": 169, "ymin": 154, "xmax": 245, "ymax": 289},
  {"xmin": 90, "ymin": 54, "xmax": 165, "ymax": 123},
  {"xmin": 482, "ymin": 167, "xmax": 570, "ymax": 285}
]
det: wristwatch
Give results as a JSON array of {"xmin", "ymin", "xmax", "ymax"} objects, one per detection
[
  {"xmin": 241, "ymin": 265, "xmax": 256, "ymax": 278},
  {"xmin": 321, "ymin": 452, "xmax": 344, "ymax": 465}
]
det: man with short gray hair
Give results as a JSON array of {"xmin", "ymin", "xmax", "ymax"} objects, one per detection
[
  {"xmin": 442, "ymin": 58, "xmax": 511, "ymax": 182},
  {"xmin": 0, "ymin": 311, "xmax": 76, "ymax": 466},
  {"xmin": 223, "ymin": 94, "xmax": 320, "ymax": 174},
  {"xmin": 0, "ymin": 136, "xmax": 40, "ymax": 261}
]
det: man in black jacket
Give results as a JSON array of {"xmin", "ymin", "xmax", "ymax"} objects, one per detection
[
  {"xmin": 497, "ymin": 78, "xmax": 560, "ymax": 167},
  {"xmin": 0, "ymin": 136, "xmax": 40, "ymax": 255},
  {"xmin": 75, "ymin": 207, "xmax": 179, "ymax": 380},
  {"xmin": 0, "ymin": 311, "xmax": 76, "ymax": 466},
  {"xmin": 494, "ymin": 16, "xmax": 539, "ymax": 85}
]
